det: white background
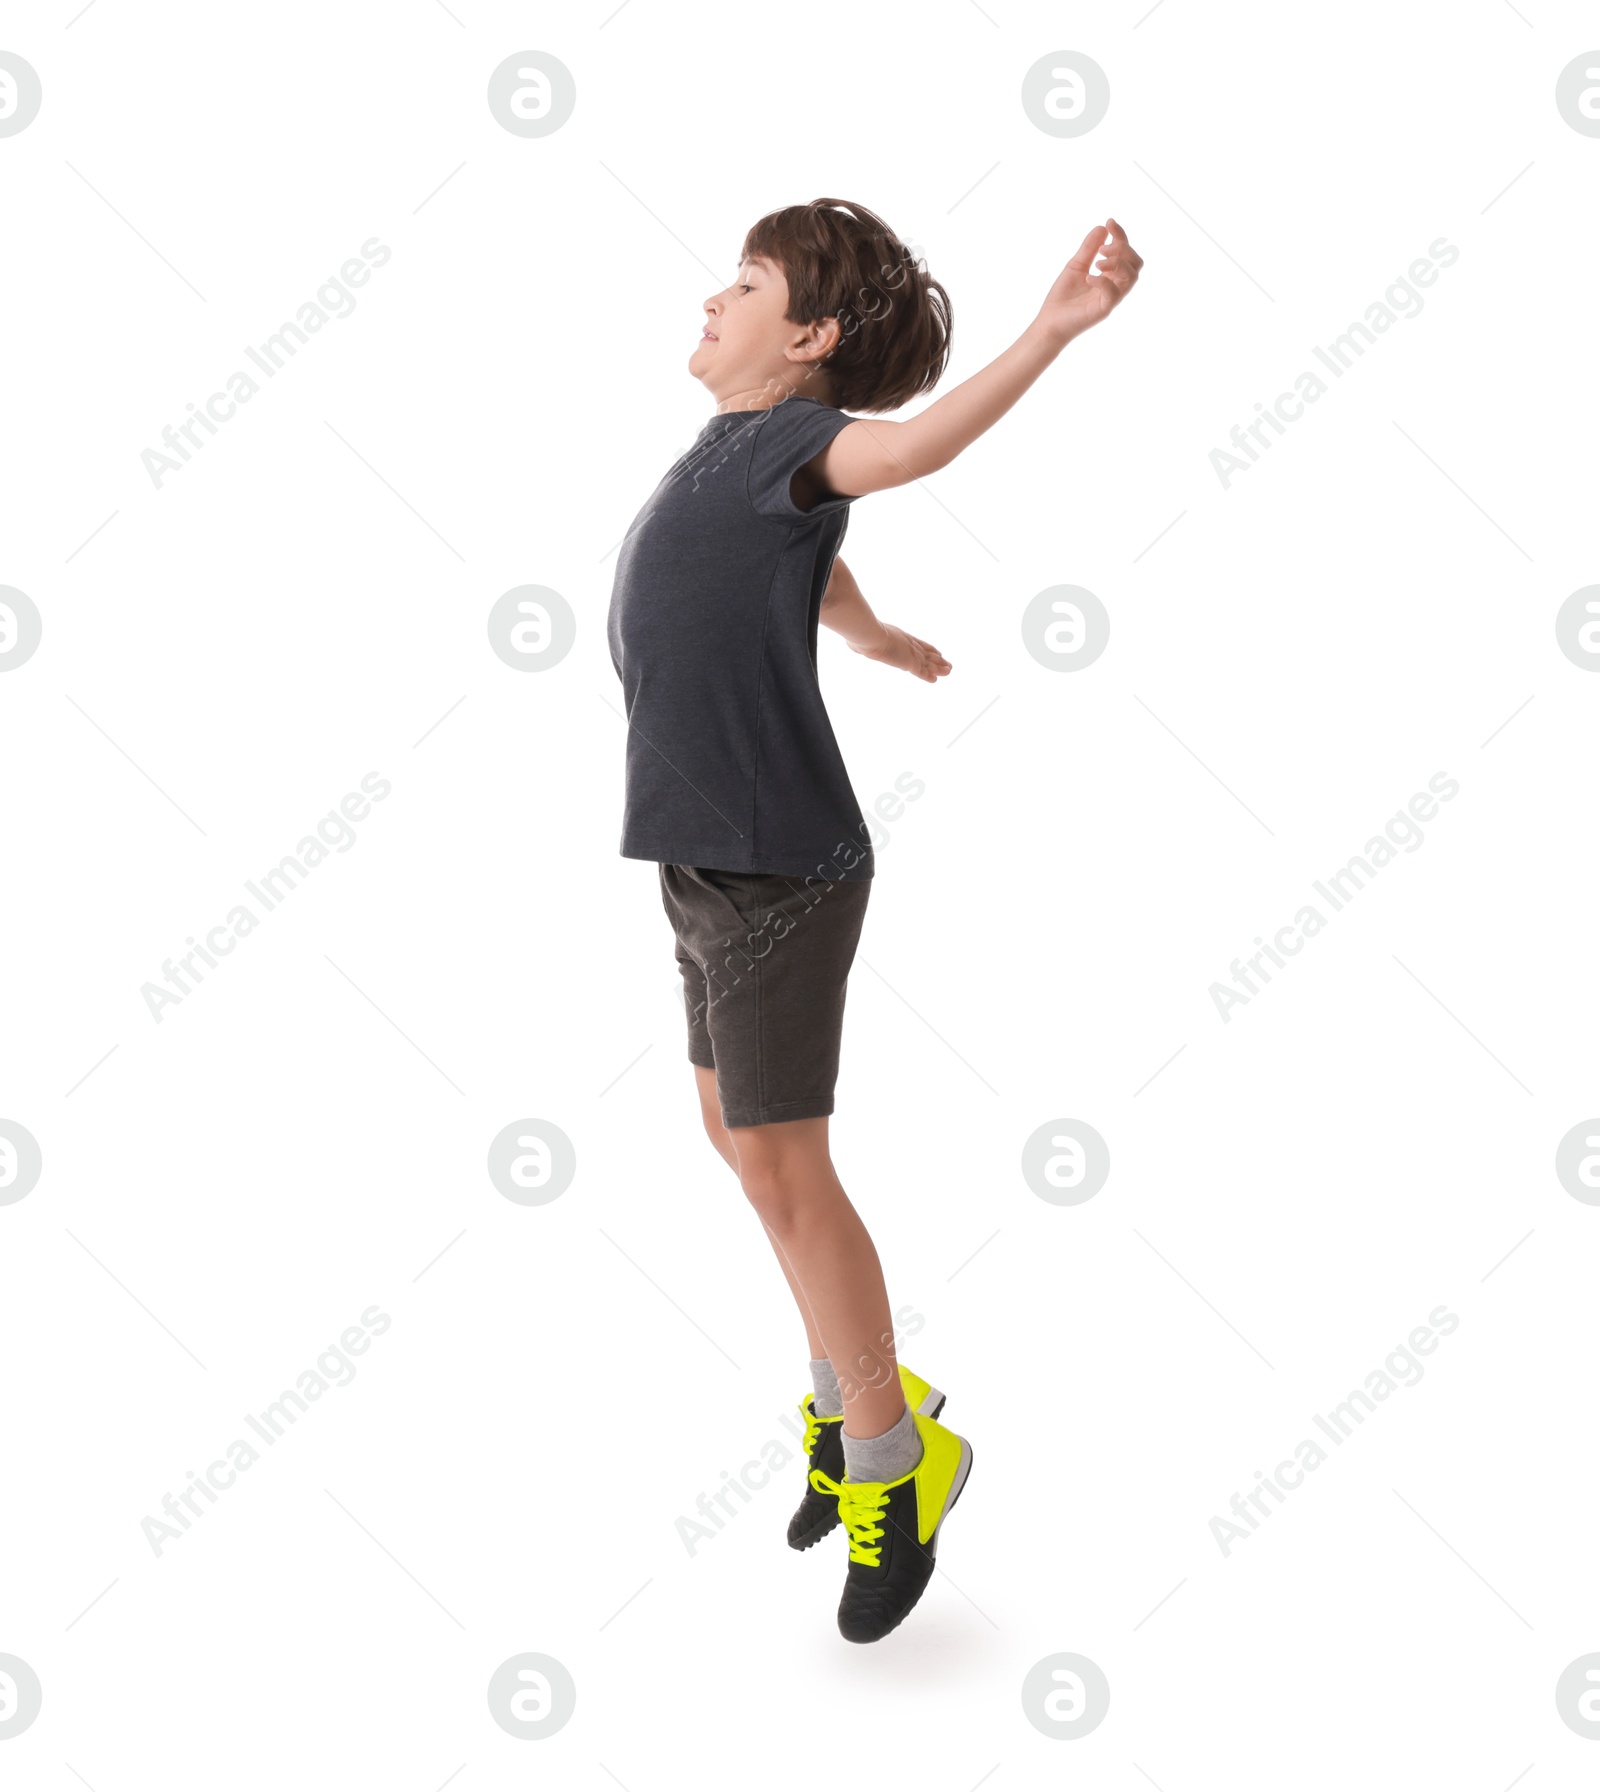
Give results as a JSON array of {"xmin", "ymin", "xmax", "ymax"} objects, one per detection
[{"xmin": 3, "ymin": 0, "xmax": 1597, "ymax": 1785}]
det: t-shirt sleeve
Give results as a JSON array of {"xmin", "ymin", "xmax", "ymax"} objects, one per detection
[{"xmin": 745, "ymin": 400, "xmax": 862, "ymax": 526}]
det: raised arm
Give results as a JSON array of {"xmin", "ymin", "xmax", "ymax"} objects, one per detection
[{"xmin": 816, "ymin": 218, "xmax": 1142, "ymax": 498}]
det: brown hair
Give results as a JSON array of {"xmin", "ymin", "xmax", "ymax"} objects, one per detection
[{"xmin": 738, "ymin": 197, "xmax": 952, "ymax": 414}]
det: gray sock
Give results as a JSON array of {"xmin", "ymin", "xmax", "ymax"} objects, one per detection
[
  {"xmin": 810, "ymin": 1357, "xmax": 843, "ymax": 1417},
  {"xmin": 843, "ymin": 1400, "xmax": 923, "ymax": 1484}
]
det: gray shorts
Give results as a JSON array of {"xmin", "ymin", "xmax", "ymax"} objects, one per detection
[{"xmin": 658, "ymin": 863, "xmax": 872, "ymax": 1129}]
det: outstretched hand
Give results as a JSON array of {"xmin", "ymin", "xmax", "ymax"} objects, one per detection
[
  {"xmin": 1035, "ymin": 218, "xmax": 1142, "ymax": 345},
  {"xmin": 854, "ymin": 623, "xmax": 952, "ymax": 683}
]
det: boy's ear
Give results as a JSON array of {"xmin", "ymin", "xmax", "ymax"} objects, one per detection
[{"xmin": 800, "ymin": 316, "xmax": 841, "ymax": 359}]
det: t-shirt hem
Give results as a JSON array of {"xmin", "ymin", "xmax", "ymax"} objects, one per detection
[{"xmin": 620, "ymin": 839, "xmax": 873, "ymax": 880}]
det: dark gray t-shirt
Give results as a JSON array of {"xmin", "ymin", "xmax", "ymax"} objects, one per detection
[{"xmin": 606, "ymin": 394, "xmax": 874, "ymax": 881}]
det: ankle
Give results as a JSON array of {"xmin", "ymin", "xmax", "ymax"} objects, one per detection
[
  {"xmin": 842, "ymin": 1400, "xmax": 922, "ymax": 1484},
  {"xmin": 809, "ymin": 1356, "xmax": 844, "ymax": 1417}
]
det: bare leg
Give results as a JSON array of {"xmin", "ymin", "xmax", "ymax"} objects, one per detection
[
  {"xmin": 726, "ymin": 1111, "xmax": 903, "ymax": 1440},
  {"xmin": 692, "ymin": 1065, "xmax": 826, "ymax": 1362}
]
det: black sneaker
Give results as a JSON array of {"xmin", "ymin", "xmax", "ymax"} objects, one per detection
[
  {"xmin": 809, "ymin": 1409, "xmax": 973, "ymax": 1643},
  {"xmin": 786, "ymin": 1367, "xmax": 946, "ymax": 1551}
]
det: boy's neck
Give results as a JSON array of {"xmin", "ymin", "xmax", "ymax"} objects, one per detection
[{"xmin": 713, "ymin": 369, "xmax": 836, "ymax": 415}]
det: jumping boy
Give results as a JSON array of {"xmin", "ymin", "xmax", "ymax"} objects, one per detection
[{"xmin": 606, "ymin": 198, "xmax": 1141, "ymax": 1642}]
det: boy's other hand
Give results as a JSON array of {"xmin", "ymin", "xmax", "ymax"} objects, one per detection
[
  {"xmin": 1035, "ymin": 218, "xmax": 1142, "ymax": 346},
  {"xmin": 853, "ymin": 623, "xmax": 952, "ymax": 683}
]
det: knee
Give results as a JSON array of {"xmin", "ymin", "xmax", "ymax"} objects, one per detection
[
  {"xmin": 735, "ymin": 1151, "xmax": 808, "ymax": 1238},
  {"xmin": 740, "ymin": 1181, "xmax": 803, "ymax": 1240},
  {"xmin": 691, "ymin": 1075, "xmax": 738, "ymax": 1170}
]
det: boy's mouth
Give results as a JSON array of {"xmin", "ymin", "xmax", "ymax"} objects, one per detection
[{"xmin": 701, "ymin": 328, "xmax": 717, "ymax": 340}]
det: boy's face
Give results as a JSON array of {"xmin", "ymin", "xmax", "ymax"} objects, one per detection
[{"xmin": 691, "ymin": 255, "xmax": 834, "ymax": 406}]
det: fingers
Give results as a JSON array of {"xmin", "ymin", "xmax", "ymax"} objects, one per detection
[
  {"xmin": 1065, "ymin": 221, "xmax": 1110, "ymax": 276},
  {"xmin": 1091, "ymin": 236, "xmax": 1142, "ymax": 296},
  {"xmin": 877, "ymin": 627, "xmax": 951, "ymax": 682},
  {"xmin": 1094, "ymin": 259, "xmax": 1137, "ymax": 296},
  {"xmin": 1096, "ymin": 219, "xmax": 1143, "ymax": 277}
]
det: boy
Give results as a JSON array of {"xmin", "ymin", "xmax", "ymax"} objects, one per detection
[{"xmin": 606, "ymin": 198, "xmax": 1140, "ymax": 1642}]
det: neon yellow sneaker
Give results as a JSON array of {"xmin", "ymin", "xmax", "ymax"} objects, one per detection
[
  {"xmin": 808, "ymin": 1408, "xmax": 973, "ymax": 1642},
  {"xmin": 786, "ymin": 1365, "xmax": 946, "ymax": 1551}
]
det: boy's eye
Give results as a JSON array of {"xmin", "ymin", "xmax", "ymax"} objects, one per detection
[{"xmin": 739, "ymin": 283, "xmax": 752, "ymax": 294}]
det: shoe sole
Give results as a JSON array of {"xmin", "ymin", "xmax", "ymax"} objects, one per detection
[{"xmin": 789, "ymin": 1508, "xmax": 840, "ymax": 1551}]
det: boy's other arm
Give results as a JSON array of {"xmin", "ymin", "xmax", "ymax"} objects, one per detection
[
  {"xmin": 813, "ymin": 218, "xmax": 1142, "ymax": 498},
  {"xmin": 820, "ymin": 558, "xmax": 951, "ymax": 683}
]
